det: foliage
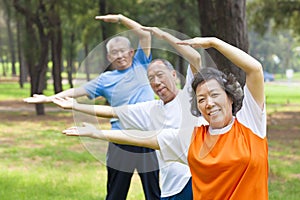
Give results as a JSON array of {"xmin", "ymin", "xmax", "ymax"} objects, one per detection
[
  {"xmin": 247, "ymin": 0, "xmax": 300, "ymax": 73},
  {"xmin": 248, "ymin": 30, "xmax": 300, "ymax": 73},
  {"xmin": 247, "ymin": 0, "xmax": 300, "ymax": 36}
]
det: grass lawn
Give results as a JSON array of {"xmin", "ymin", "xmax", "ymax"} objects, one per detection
[
  {"xmin": 0, "ymin": 111, "xmax": 145, "ymax": 200},
  {"xmin": 0, "ymin": 80, "xmax": 300, "ymax": 199}
]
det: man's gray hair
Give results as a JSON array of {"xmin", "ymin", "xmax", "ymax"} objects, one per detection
[
  {"xmin": 149, "ymin": 59, "xmax": 175, "ymax": 71},
  {"xmin": 106, "ymin": 36, "xmax": 132, "ymax": 52}
]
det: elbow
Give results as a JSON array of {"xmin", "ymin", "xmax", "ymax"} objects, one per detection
[
  {"xmin": 255, "ymin": 62, "xmax": 264, "ymax": 76},
  {"xmin": 194, "ymin": 55, "xmax": 202, "ymax": 70},
  {"xmin": 142, "ymin": 137, "xmax": 160, "ymax": 150},
  {"xmin": 190, "ymin": 54, "xmax": 202, "ymax": 72}
]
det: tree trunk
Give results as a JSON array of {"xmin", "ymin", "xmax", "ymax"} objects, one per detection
[
  {"xmin": 16, "ymin": 18, "xmax": 27, "ymax": 88},
  {"xmin": 98, "ymin": 0, "xmax": 114, "ymax": 71},
  {"xmin": 66, "ymin": 33, "xmax": 75, "ymax": 88},
  {"xmin": 49, "ymin": 6, "xmax": 63, "ymax": 93},
  {"xmin": 0, "ymin": 31, "xmax": 6, "ymax": 77},
  {"xmin": 197, "ymin": 0, "xmax": 247, "ymax": 86},
  {"xmin": 6, "ymin": 16, "xmax": 17, "ymax": 76},
  {"xmin": 175, "ymin": 17, "xmax": 187, "ymax": 89},
  {"xmin": 84, "ymin": 44, "xmax": 90, "ymax": 81},
  {"xmin": 3, "ymin": 0, "xmax": 17, "ymax": 76},
  {"xmin": 24, "ymin": 18, "xmax": 47, "ymax": 115},
  {"xmin": 13, "ymin": 0, "xmax": 59, "ymax": 115}
]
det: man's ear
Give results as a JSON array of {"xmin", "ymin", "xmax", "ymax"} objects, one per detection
[
  {"xmin": 107, "ymin": 54, "xmax": 113, "ymax": 63},
  {"xmin": 129, "ymin": 48, "xmax": 135, "ymax": 56}
]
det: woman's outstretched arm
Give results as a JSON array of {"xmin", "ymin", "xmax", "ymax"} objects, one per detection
[{"xmin": 62, "ymin": 122, "xmax": 160, "ymax": 150}]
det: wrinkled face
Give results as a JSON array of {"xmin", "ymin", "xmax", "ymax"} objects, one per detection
[
  {"xmin": 107, "ymin": 40, "xmax": 134, "ymax": 70},
  {"xmin": 196, "ymin": 79, "xmax": 233, "ymax": 129},
  {"xmin": 147, "ymin": 61, "xmax": 178, "ymax": 104}
]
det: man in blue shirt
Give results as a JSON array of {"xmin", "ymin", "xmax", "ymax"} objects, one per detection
[{"xmin": 24, "ymin": 14, "xmax": 160, "ymax": 200}]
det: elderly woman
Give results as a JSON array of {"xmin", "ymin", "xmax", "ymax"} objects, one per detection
[{"xmin": 63, "ymin": 37, "xmax": 268, "ymax": 199}]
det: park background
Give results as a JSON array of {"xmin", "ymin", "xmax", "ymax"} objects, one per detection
[{"xmin": 0, "ymin": 0, "xmax": 300, "ymax": 199}]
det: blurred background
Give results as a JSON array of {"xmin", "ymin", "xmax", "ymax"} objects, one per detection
[{"xmin": 0, "ymin": 1, "xmax": 299, "ymax": 114}]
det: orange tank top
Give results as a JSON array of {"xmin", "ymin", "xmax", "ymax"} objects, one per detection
[{"xmin": 188, "ymin": 119, "xmax": 268, "ymax": 200}]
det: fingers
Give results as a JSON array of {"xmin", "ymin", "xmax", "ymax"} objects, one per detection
[
  {"xmin": 176, "ymin": 40, "xmax": 192, "ymax": 46},
  {"xmin": 62, "ymin": 127, "xmax": 79, "ymax": 136},
  {"xmin": 141, "ymin": 26, "xmax": 163, "ymax": 38},
  {"xmin": 94, "ymin": 15, "xmax": 118, "ymax": 23},
  {"xmin": 65, "ymin": 97, "xmax": 73, "ymax": 101},
  {"xmin": 23, "ymin": 96, "xmax": 41, "ymax": 103},
  {"xmin": 82, "ymin": 122, "xmax": 89, "ymax": 127},
  {"xmin": 95, "ymin": 16, "xmax": 104, "ymax": 20},
  {"xmin": 141, "ymin": 26, "xmax": 152, "ymax": 32},
  {"xmin": 52, "ymin": 97, "xmax": 64, "ymax": 106}
]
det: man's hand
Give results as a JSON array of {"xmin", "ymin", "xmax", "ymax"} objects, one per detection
[
  {"xmin": 141, "ymin": 26, "xmax": 165, "ymax": 39},
  {"xmin": 23, "ymin": 94, "xmax": 52, "ymax": 104},
  {"xmin": 52, "ymin": 97, "xmax": 76, "ymax": 110},
  {"xmin": 95, "ymin": 14, "xmax": 121, "ymax": 23}
]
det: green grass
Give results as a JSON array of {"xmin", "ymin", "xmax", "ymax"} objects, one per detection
[
  {"xmin": 0, "ymin": 82, "xmax": 69, "ymax": 101},
  {"xmin": 0, "ymin": 111, "xmax": 145, "ymax": 200},
  {"xmin": 265, "ymin": 83, "xmax": 300, "ymax": 105},
  {"xmin": 0, "ymin": 79, "xmax": 145, "ymax": 199},
  {"xmin": 1, "ymin": 80, "xmax": 300, "ymax": 199}
]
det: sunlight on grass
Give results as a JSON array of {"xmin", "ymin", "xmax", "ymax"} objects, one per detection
[
  {"xmin": 0, "ymin": 111, "xmax": 145, "ymax": 199},
  {"xmin": 265, "ymin": 83, "xmax": 300, "ymax": 105}
]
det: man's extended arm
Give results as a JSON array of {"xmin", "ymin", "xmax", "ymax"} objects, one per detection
[
  {"xmin": 142, "ymin": 27, "xmax": 201, "ymax": 74},
  {"xmin": 23, "ymin": 87, "xmax": 88, "ymax": 104},
  {"xmin": 52, "ymin": 97, "xmax": 117, "ymax": 119},
  {"xmin": 95, "ymin": 14, "xmax": 151, "ymax": 57}
]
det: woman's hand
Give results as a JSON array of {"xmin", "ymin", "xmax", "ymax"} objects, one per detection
[
  {"xmin": 62, "ymin": 122, "xmax": 100, "ymax": 138},
  {"xmin": 176, "ymin": 37, "xmax": 216, "ymax": 49}
]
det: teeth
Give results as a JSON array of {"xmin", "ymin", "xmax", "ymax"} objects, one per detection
[{"xmin": 209, "ymin": 110, "xmax": 219, "ymax": 116}]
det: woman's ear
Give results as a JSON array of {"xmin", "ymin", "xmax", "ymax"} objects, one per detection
[{"xmin": 172, "ymin": 70, "xmax": 177, "ymax": 79}]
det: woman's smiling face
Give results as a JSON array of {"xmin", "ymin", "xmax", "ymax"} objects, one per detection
[{"xmin": 196, "ymin": 79, "xmax": 233, "ymax": 129}]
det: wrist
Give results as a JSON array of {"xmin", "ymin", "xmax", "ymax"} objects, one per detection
[
  {"xmin": 118, "ymin": 14, "xmax": 122, "ymax": 24},
  {"xmin": 72, "ymin": 101, "xmax": 79, "ymax": 110},
  {"xmin": 92, "ymin": 129, "xmax": 103, "ymax": 139},
  {"xmin": 48, "ymin": 96, "xmax": 55, "ymax": 103}
]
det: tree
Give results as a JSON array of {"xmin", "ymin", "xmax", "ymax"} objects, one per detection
[
  {"xmin": 247, "ymin": 0, "xmax": 300, "ymax": 35},
  {"xmin": 13, "ymin": 0, "xmax": 53, "ymax": 115},
  {"xmin": 2, "ymin": 0, "xmax": 17, "ymax": 76},
  {"xmin": 134, "ymin": 0, "xmax": 201, "ymax": 87},
  {"xmin": 49, "ymin": 2, "xmax": 63, "ymax": 94},
  {"xmin": 247, "ymin": 0, "xmax": 300, "ymax": 73},
  {"xmin": 197, "ymin": 0, "xmax": 248, "ymax": 86}
]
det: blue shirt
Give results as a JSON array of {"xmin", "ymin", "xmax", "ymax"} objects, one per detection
[{"xmin": 84, "ymin": 46, "xmax": 154, "ymax": 129}]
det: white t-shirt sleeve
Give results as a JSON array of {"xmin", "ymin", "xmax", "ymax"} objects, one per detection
[
  {"xmin": 182, "ymin": 65, "xmax": 193, "ymax": 93},
  {"xmin": 113, "ymin": 101, "xmax": 159, "ymax": 130},
  {"xmin": 157, "ymin": 127, "xmax": 194, "ymax": 165},
  {"xmin": 236, "ymin": 86, "xmax": 267, "ymax": 138}
]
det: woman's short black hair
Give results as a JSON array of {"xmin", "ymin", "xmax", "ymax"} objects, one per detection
[{"xmin": 190, "ymin": 67, "xmax": 244, "ymax": 117}]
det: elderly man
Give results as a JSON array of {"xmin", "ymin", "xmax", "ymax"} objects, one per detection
[{"xmin": 24, "ymin": 14, "xmax": 160, "ymax": 200}]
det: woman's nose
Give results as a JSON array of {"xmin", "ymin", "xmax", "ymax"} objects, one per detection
[{"xmin": 206, "ymin": 97, "xmax": 214, "ymax": 108}]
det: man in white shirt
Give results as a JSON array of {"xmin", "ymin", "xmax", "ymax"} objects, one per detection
[{"xmin": 54, "ymin": 27, "xmax": 206, "ymax": 199}]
